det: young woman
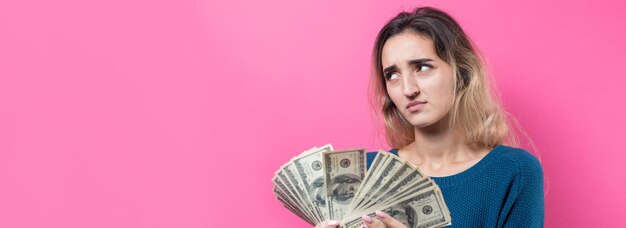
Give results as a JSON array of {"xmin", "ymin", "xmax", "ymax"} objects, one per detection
[{"xmin": 316, "ymin": 6, "xmax": 544, "ymax": 228}]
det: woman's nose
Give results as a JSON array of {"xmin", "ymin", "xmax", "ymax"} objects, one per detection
[{"xmin": 402, "ymin": 77, "xmax": 419, "ymax": 98}]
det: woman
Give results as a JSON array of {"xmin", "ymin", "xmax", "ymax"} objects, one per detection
[{"xmin": 316, "ymin": 6, "xmax": 544, "ymax": 228}]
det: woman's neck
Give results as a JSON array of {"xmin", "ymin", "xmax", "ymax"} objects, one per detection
[
  {"xmin": 400, "ymin": 116, "xmax": 488, "ymax": 175},
  {"xmin": 410, "ymin": 124, "xmax": 466, "ymax": 166}
]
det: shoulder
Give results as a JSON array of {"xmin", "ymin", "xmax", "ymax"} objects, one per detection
[
  {"xmin": 493, "ymin": 145, "xmax": 544, "ymax": 181},
  {"xmin": 493, "ymin": 146, "xmax": 545, "ymax": 226},
  {"xmin": 494, "ymin": 145, "xmax": 542, "ymax": 169}
]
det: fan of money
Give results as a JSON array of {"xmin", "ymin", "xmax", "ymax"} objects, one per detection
[{"xmin": 272, "ymin": 144, "xmax": 451, "ymax": 228}]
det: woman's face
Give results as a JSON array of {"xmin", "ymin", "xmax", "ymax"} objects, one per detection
[{"xmin": 381, "ymin": 31, "xmax": 455, "ymax": 129}]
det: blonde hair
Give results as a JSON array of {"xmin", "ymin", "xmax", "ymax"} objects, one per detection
[{"xmin": 368, "ymin": 7, "xmax": 522, "ymax": 150}]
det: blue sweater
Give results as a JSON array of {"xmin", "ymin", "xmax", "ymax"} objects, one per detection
[{"xmin": 366, "ymin": 145, "xmax": 544, "ymax": 227}]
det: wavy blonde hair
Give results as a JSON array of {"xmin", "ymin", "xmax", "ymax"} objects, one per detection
[{"xmin": 369, "ymin": 7, "xmax": 522, "ymax": 150}]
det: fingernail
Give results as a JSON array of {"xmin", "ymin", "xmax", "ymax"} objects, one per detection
[
  {"xmin": 375, "ymin": 210, "xmax": 388, "ymax": 218},
  {"xmin": 361, "ymin": 214, "xmax": 373, "ymax": 223},
  {"xmin": 326, "ymin": 220, "xmax": 339, "ymax": 227}
]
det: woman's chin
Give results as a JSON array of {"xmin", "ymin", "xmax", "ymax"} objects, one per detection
[
  {"xmin": 409, "ymin": 119, "xmax": 444, "ymax": 131},
  {"xmin": 405, "ymin": 116, "xmax": 430, "ymax": 127},
  {"xmin": 406, "ymin": 113, "xmax": 450, "ymax": 131}
]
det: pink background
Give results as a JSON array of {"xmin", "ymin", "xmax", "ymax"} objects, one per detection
[{"xmin": 1, "ymin": 0, "xmax": 625, "ymax": 227}]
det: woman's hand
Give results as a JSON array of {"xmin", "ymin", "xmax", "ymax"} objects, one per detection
[
  {"xmin": 314, "ymin": 220, "xmax": 339, "ymax": 228},
  {"xmin": 361, "ymin": 211, "xmax": 407, "ymax": 228}
]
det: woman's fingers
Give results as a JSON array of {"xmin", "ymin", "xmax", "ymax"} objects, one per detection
[
  {"xmin": 325, "ymin": 220, "xmax": 340, "ymax": 228},
  {"xmin": 374, "ymin": 210, "xmax": 407, "ymax": 228},
  {"xmin": 361, "ymin": 214, "xmax": 374, "ymax": 228},
  {"xmin": 314, "ymin": 220, "xmax": 339, "ymax": 228}
]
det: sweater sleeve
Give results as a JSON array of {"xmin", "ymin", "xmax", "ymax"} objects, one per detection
[{"xmin": 501, "ymin": 152, "xmax": 545, "ymax": 227}]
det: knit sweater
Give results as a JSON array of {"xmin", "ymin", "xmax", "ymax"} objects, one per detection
[{"xmin": 365, "ymin": 145, "xmax": 544, "ymax": 227}]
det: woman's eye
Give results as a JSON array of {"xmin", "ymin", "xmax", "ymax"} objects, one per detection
[
  {"xmin": 385, "ymin": 72, "xmax": 399, "ymax": 80},
  {"xmin": 417, "ymin": 64, "xmax": 431, "ymax": 72}
]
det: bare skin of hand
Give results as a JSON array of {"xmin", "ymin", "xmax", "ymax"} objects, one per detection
[
  {"xmin": 314, "ymin": 220, "xmax": 339, "ymax": 228},
  {"xmin": 361, "ymin": 211, "xmax": 407, "ymax": 228}
]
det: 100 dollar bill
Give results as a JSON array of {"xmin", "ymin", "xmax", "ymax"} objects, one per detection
[
  {"xmin": 322, "ymin": 148, "xmax": 366, "ymax": 220},
  {"xmin": 341, "ymin": 187, "xmax": 450, "ymax": 228},
  {"xmin": 293, "ymin": 144, "xmax": 334, "ymax": 220}
]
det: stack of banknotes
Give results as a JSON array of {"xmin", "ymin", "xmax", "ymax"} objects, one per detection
[{"xmin": 272, "ymin": 144, "xmax": 451, "ymax": 228}]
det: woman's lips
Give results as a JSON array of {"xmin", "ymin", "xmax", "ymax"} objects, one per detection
[{"xmin": 406, "ymin": 101, "xmax": 427, "ymax": 112}]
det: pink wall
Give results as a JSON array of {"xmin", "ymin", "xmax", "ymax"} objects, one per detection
[{"xmin": 1, "ymin": 0, "xmax": 625, "ymax": 227}]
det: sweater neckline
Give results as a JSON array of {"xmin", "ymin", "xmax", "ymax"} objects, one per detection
[{"xmin": 389, "ymin": 145, "xmax": 505, "ymax": 187}]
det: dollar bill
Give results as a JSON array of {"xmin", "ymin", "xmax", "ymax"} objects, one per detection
[
  {"xmin": 273, "ymin": 172, "xmax": 318, "ymax": 223},
  {"xmin": 284, "ymin": 144, "xmax": 336, "ymax": 222},
  {"xmin": 273, "ymin": 146, "xmax": 451, "ymax": 228},
  {"xmin": 345, "ymin": 150, "xmax": 385, "ymax": 214},
  {"xmin": 322, "ymin": 148, "xmax": 366, "ymax": 220},
  {"xmin": 274, "ymin": 186, "xmax": 315, "ymax": 225},
  {"xmin": 351, "ymin": 152, "xmax": 404, "ymax": 212},
  {"xmin": 341, "ymin": 187, "xmax": 451, "ymax": 228},
  {"xmin": 293, "ymin": 144, "xmax": 334, "ymax": 220},
  {"xmin": 282, "ymin": 162, "xmax": 323, "ymax": 223},
  {"xmin": 358, "ymin": 162, "xmax": 427, "ymax": 211}
]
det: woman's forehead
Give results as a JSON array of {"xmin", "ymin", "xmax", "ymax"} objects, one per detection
[{"xmin": 381, "ymin": 32, "xmax": 437, "ymax": 66}]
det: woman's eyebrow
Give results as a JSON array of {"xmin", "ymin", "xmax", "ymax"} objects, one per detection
[
  {"xmin": 382, "ymin": 65, "xmax": 398, "ymax": 74},
  {"xmin": 383, "ymin": 58, "xmax": 434, "ymax": 73},
  {"xmin": 408, "ymin": 58, "xmax": 434, "ymax": 65}
]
